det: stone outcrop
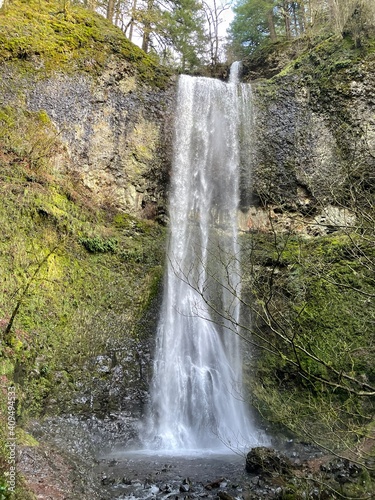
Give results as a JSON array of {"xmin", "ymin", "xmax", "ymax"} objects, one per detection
[
  {"xmin": 241, "ymin": 36, "xmax": 375, "ymax": 225},
  {"xmin": 245, "ymin": 447, "xmax": 293, "ymax": 476},
  {"xmin": 1, "ymin": 60, "xmax": 175, "ymax": 218},
  {"xmin": 2, "ymin": 35, "xmax": 373, "ymax": 233}
]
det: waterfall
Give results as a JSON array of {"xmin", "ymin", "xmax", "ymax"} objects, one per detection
[{"xmin": 144, "ymin": 64, "xmax": 262, "ymax": 453}]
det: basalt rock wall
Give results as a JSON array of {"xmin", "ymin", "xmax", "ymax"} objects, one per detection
[
  {"xmin": 1, "ymin": 60, "xmax": 175, "ymax": 220},
  {"xmin": 239, "ymin": 35, "xmax": 375, "ymax": 234}
]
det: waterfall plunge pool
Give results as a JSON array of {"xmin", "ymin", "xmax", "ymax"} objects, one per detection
[{"xmin": 96, "ymin": 450, "xmax": 253, "ymax": 500}]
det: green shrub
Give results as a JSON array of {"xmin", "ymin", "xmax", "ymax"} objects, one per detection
[{"xmin": 79, "ymin": 236, "xmax": 117, "ymax": 253}]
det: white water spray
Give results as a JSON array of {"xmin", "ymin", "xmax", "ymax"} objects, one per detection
[{"xmin": 144, "ymin": 64, "xmax": 263, "ymax": 452}]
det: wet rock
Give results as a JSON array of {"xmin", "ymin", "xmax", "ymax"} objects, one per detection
[
  {"xmin": 245, "ymin": 447, "xmax": 293, "ymax": 476},
  {"xmin": 163, "ymin": 483, "xmax": 173, "ymax": 493},
  {"xmin": 319, "ymin": 457, "xmax": 364, "ymax": 488},
  {"xmin": 320, "ymin": 457, "xmax": 362, "ymax": 478},
  {"xmin": 180, "ymin": 478, "xmax": 191, "ymax": 492},
  {"xmin": 148, "ymin": 484, "xmax": 160, "ymax": 494},
  {"xmin": 204, "ymin": 478, "xmax": 225, "ymax": 490},
  {"xmin": 101, "ymin": 474, "xmax": 115, "ymax": 486},
  {"xmin": 217, "ymin": 491, "xmax": 234, "ymax": 500},
  {"xmin": 94, "ymin": 355, "xmax": 112, "ymax": 374},
  {"xmin": 335, "ymin": 472, "xmax": 352, "ymax": 485},
  {"xmin": 347, "ymin": 462, "xmax": 363, "ymax": 477}
]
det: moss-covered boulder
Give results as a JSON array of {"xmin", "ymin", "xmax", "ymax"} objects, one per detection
[{"xmin": 246, "ymin": 447, "xmax": 293, "ymax": 476}]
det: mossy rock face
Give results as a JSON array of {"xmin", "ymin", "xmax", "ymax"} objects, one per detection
[
  {"xmin": 0, "ymin": 65, "xmax": 175, "ymax": 215},
  {"xmin": 0, "ymin": 163, "xmax": 167, "ymax": 416},
  {"xmin": 0, "ymin": 0, "xmax": 172, "ymax": 87},
  {"xmin": 240, "ymin": 229, "xmax": 374, "ymax": 465},
  {"xmin": 0, "ymin": 0, "xmax": 175, "ymax": 216},
  {"xmin": 0, "ymin": 10, "xmax": 173, "ymax": 489},
  {"xmin": 0, "ymin": 97, "xmax": 167, "ymax": 496},
  {"xmin": 241, "ymin": 34, "xmax": 375, "ymax": 210}
]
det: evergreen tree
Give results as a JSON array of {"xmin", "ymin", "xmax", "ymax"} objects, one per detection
[
  {"xmin": 163, "ymin": 0, "xmax": 206, "ymax": 71},
  {"xmin": 229, "ymin": 0, "xmax": 277, "ymax": 55}
]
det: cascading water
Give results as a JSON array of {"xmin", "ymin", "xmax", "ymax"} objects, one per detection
[{"xmin": 144, "ymin": 63, "xmax": 263, "ymax": 453}]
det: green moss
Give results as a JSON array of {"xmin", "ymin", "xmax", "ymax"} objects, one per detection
[
  {"xmin": 79, "ymin": 236, "xmax": 118, "ymax": 253},
  {"xmin": 242, "ymin": 230, "xmax": 374, "ymax": 458},
  {"xmin": 0, "ymin": 6, "xmax": 170, "ymax": 493},
  {"xmin": 267, "ymin": 33, "xmax": 375, "ymax": 128},
  {"xmin": 0, "ymin": 0, "xmax": 171, "ymax": 87},
  {"xmin": 251, "ymin": 32, "xmax": 374, "ymax": 146},
  {"xmin": 0, "ymin": 134, "xmax": 166, "ymax": 490},
  {"xmin": 16, "ymin": 428, "xmax": 38, "ymax": 447}
]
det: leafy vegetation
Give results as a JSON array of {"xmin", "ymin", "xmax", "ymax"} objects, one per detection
[
  {"xmin": 239, "ymin": 226, "xmax": 375, "ymax": 488},
  {"xmin": 175, "ymin": 223, "xmax": 373, "ymax": 494},
  {"xmin": 79, "ymin": 235, "xmax": 118, "ymax": 253},
  {"xmin": 0, "ymin": 0, "xmax": 230, "ymax": 74}
]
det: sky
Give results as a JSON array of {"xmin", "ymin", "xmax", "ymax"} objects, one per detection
[{"xmin": 218, "ymin": 2, "xmax": 235, "ymax": 37}]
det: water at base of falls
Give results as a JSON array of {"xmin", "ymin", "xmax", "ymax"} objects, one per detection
[{"xmin": 141, "ymin": 63, "xmax": 266, "ymax": 454}]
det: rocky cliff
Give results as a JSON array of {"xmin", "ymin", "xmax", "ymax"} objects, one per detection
[
  {"xmin": 239, "ymin": 33, "xmax": 375, "ymax": 235},
  {"xmin": 1, "ymin": 63, "xmax": 174, "ymax": 219},
  {"xmin": 0, "ymin": 0, "xmax": 175, "ymax": 218},
  {"xmin": 26, "ymin": 66, "xmax": 175, "ymax": 217},
  {"xmin": 236, "ymin": 25, "xmax": 375, "ymax": 490}
]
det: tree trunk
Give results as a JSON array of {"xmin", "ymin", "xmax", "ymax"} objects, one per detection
[
  {"xmin": 327, "ymin": 0, "xmax": 340, "ymax": 32},
  {"xmin": 282, "ymin": 0, "xmax": 291, "ymax": 39},
  {"xmin": 142, "ymin": 28, "xmax": 150, "ymax": 53},
  {"xmin": 107, "ymin": 0, "xmax": 115, "ymax": 22},
  {"xmin": 142, "ymin": 0, "xmax": 154, "ymax": 53},
  {"xmin": 267, "ymin": 8, "xmax": 277, "ymax": 40},
  {"xmin": 114, "ymin": 0, "xmax": 121, "ymax": 26},
  {"xmin": 129, "ymin": 0, "xmax": 137, "ymax": 42},
  {"xmin": 296, "ymin": 0, "xmax": 306, "ymax": 33}
]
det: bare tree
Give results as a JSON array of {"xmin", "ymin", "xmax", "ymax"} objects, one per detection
[{"xmin": 203, "ymin": 0, "xmax": 231, "ymax": 68}]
